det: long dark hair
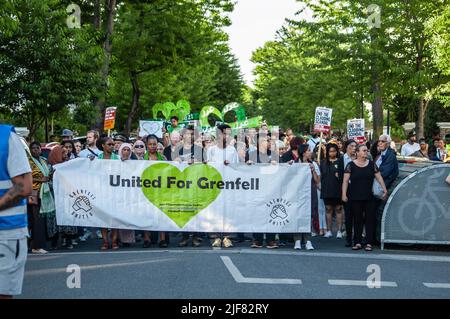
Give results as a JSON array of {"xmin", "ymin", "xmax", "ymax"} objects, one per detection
[
  {"xmin": 325, "ymin": 143, "xmax": 340, "ymax": 163},
  {"xmin": 298, "ymin": 144, "xmax": 310, "ymax": 163},
  {"xmin": 97, "ymin": 136, "xmax": 112, "ymax": 152},
  {"xmin": 61, "ymin": 140, "xmax": 77, "ymax": 158}
]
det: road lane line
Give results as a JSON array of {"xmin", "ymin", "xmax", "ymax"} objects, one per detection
[
  {"xmin": 27, "ymin": 249, "xmax": 450, "ymax": 263},
  {"xmin": 423, "ymin": 283, "xmax": 450, "ymax": 289},
  {"xmin": 220, "ymin": 256, "xmax": 302, "ymax": 285},
  {"xmin": 328, "ymin": 279, "xmax": 398, "ymax": 287}
]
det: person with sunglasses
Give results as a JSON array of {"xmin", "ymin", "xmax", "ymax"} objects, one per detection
[
  {"xmin": 133, "ymin": 140, "xmax": 146, "ymax": 160},
  {"xmin": 142, "ymin": 135, "xmax": 168, "ymax": 248},
  {"xmin": 97, "ymin": 137, "xmax": 119, "ymax": 250},
  {"xmin": 341, "ymin": 144, "xmax": 387, "ymax": 251},
  {"xmin": 373, "ymin": 134, "xmax": 398, "ymax": 242}
]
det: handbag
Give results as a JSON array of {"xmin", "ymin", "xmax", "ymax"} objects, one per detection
[
  {"xmin": 28, "ymin": 189, "xmax": 39, "ymax": 205},
  {"xmin": 372, "ymin": 179, "xmax": 384, "ymax": 199}
]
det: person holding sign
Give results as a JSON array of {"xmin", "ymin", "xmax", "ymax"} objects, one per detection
[{"xmin": 341, "ymin": 144, "xmax": 387, "ymax": 251}]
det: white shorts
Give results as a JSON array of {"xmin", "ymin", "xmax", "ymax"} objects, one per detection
[{"xmin": 0, "ymin": 238, "xmax": 27, "ymax": 296}]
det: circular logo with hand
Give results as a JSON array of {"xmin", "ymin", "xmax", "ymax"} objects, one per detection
[
  {"xmin": 69, "ymin": 190, "xmax": 96, "ymax": 219},
  {"xmin": 266, "ymin": 198, "xmax": 292, "ymax": 226}
]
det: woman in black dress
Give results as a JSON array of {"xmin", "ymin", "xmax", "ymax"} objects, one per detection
[
  {"xmin": 320, "ymin": 143, "xmax": 344, "ymax": 239},
  {"xmin": 341, "ymin": 144, "xmax": 387, "ymax": 251}
]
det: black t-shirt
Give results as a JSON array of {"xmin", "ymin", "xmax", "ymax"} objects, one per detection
[
  {"xmin": 345, "ymin": 160, "xmax": 379, "ymax": 201},
  {"xmin": 280, "ymin": 150, "xmax": 299, "ymax": 163},
  {"xmin": 320, "ymin": 159, "xmax": 341, "ymax": 199}
]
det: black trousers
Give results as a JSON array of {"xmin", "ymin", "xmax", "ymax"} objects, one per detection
[
  {"xmin": 27, "ymin": 203, "xmax": 47, "ymax": 250},
  {"xmin": 344, "ymin": 202, "xmax": 352, "ymax": 245},
  {"xmin": 349, "ymin": 199, "xmax": 376, "ymax": 245},
  {"xmin": 253, "ymin": 233, "xmax": 276, "ymax": 243}
]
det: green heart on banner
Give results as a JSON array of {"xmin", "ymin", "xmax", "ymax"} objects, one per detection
[{"xmin": 141, "ymin": 163, "xmax": 222, "ymax": 228}]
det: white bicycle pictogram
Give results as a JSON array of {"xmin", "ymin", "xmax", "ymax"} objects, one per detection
[{"xmin": 397, "ymin": 169, "xmax": 450, "ymax": 237}]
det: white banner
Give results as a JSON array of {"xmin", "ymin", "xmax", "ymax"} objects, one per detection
[
  {"xmin": 347, "ymin": 119, "xmax": 365, "ymax": 143},
  {"xmin": 314, "ymin": 107, "xmax": 333, "ymax": 133},
  {"xmin": 54, "ymin": 159, "xmax": 312, "ymax": 233}
]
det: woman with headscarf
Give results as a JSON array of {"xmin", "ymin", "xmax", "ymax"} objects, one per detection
[
  {"xmin": 47, "ymin": 145, "xmax": 70, "ymax": 249},
  {"xmin": 133, "ymin": 139, "xmax": 147, "ymax": 160},
  {"xmin": 117, "ymin": 143, "xmax": 136, "ymax": 247}
]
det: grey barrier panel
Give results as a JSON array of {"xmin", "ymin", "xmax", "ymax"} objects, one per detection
[{"xmin": 381, "ymin": 163, "xmax": 450, "ymax": 250}]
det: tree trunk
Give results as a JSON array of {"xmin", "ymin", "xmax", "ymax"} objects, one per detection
[
  {"xmin": 94, "ymin": 0, "xmax": 116, "ymax": 131},
  {"xmin": 125, "ymin": 71, "xmax": 140, "ymax": 136},
  {"xmin": 94, "ymin": 0, "xmax": 101, "ymax": 29},
  {"xmin": 416, "ymin": 98, "xmax": 429, "ymax": 139},
  {"xmin": 370, "ymin": 31, "xmax": 383, "ymax": 141}
]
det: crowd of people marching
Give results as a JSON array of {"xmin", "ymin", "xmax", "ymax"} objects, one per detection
[{"xmin": 25, "ymin": 117, "xmax": 450, "ymax": 254}]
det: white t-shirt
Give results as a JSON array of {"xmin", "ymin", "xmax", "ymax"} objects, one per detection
[
  {"xmin": 79, "ymin": 147, "xmax": 102, "ymax": 158},
  {"xmin": 308, "ymin": 137, "xmax": 326, "ymax": 152},
  {"xmin": 401, "ymin": 143, "xmax": 420, "ymax": 156},
  {"xmin": 206, "ymin": 145, "xmax": 239, "ymax": 164},
  {"xmin": 1, "ymin": 132, "xmax": 32, "ymax": 240}
]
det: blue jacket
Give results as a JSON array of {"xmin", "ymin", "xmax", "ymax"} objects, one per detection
[{"xmin": 378, "ymin": 148, "xmax": 399, "ymax": 189}]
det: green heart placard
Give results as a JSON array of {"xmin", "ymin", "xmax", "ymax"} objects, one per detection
[{"xmin": 141, "ymin": 163, "xmax": 222, "ymax": 228}]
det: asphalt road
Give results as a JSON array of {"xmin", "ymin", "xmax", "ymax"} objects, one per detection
[{"xmin": 20, "ymin": 235, "xmax": 450, "ymax": 299}]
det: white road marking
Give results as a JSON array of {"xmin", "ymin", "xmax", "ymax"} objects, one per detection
[
  {"xmin": 25, "ymin": 258, "xmax": 176, "ymax": 276},
  {"xmin": 423, "ymin": 283, "xmax": 450, "ymax": 289},
  {"xmin": 220, "ymin": 256, "xmax": 302, "ymax": 285},
  {"xmin": 328, "ymin": 279, "xmax": 398, "ymax": 287},
  {"xmin": 27, "ymin": 248, "xmax": 450, "ymax": 263}
]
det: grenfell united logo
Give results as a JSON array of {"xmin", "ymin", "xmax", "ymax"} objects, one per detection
[
  {"xmin": 266, "ymin": 198, "xmax": 292, "ymax": 226},
  {"xmin": 69, "ymin": 189, "xmax": 95, "ymax": 219}
]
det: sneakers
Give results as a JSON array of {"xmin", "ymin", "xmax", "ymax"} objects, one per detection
[
  {"xmin": 294, "ymin": 240, "xmax": 302, "ymax": 250},
  {"xmin": 31, "ymin": 249, "xmax": 48, "ymax": 254},
  {"xmin": 266, "ymin": 241, "xmax": 279, "ymax": 249},
  {"xmin": 212, "ymin": 238, "xmax": 222, "ymax": 247},
  {"xmin": 192, "ymin": 237, "xmax": 201, "ymax": 247},
  {"xmin": 305, "ymin": 241, "xmax": 315, "ymax": 250},
  {"xmin": 96, "ymin": 230, "xmax": 103, "ymax": 239},
  {"xmin": 324, "ymin": 231, "xmax": 333, "ymax": 238},
  {"xmin": 71, "ymin": 239, "xmax": 78, "ymax": 246},
  {"xmin": 251, "ymin": 240, "xmax": 263, "ymax": 248},
  {"xmin": 223, "ymin": 237, "xmax": 233, "ymax": 248},
  {"xmin": 143, "ymin": 240, "xmax": 151, "ymax": 248},
  {"xmin": 278, "ymin": 240, "xmax": 287, "ymax": 247},
  {"xmin": 336, "ymin": 231, "xmax": 343, "ymax": 239},
  {"xmin": 178, "ymin": 237, "xmax": 189, "ymax": 247},
  {"xmin": 159, "ymin": 240, "xmax": 168, "ymax": 248}
]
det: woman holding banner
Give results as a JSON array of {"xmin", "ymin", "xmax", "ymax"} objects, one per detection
[
  {"xmin": 97, "ymin": 136, "xmax": 120, "ymax": 250},
  {"xmin": 143, "ymin": 134, "xmax": 168, "ymax": 249},
  {"xmin": 341, "ymin": 144, "xmax": 387, "ymax": 251},
  {"xmin": 246, "ymin": 133, "xmax": 279, "ymax": 249},
  {"xmin": 295, "ymin": 144, "xmax": 320, "ymax": 250},
  {"xmin": 117, "ymin": 143, "xmax": 136, "ymax": 247}
]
